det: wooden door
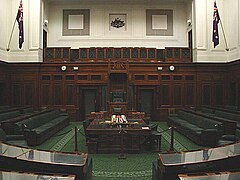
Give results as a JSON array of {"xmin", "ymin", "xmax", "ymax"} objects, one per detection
[
  {"xmin": 139, "ymin": 89, "xmax": 154, "ymax": 118},
  {"xmin": 81, "ymin": 89, "xmax": 98, "ymax": 120}
]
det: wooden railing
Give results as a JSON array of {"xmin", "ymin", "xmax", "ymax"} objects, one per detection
[{"xmin": 44, "ymin": 47, "xmax": 192, "ymax": 63}]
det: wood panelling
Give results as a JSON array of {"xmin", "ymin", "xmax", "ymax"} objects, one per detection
[
  {"xmin": 24, "ymin": 83, "xmax": 34, "ymax": 106},
  {"xmin": 65, "ymin": 84, "xmax": 75, "ymax": 105},
  {"xmin": 44, "ymin": 47, "xmax": 192, "ymax": 63},
  {"xmin": 12, "ymin": 83, "xmax": 21, "ymax": 106},
  {"xmin": 202, "ymin": 84, "xmax": 211, "ymax": 106},
  {"xmin": 173, "ymin": 84, "xmax": 182, "ymax": 106},
  {"xmin": 161, "ymin": 84, "xmax": 170, "ymax": 106},
  {"xmin": 0, "ymin": 59, "xmax": 239, "ymax": 121},
  {"xmin": 53, "ymin": 84, "xmax": 63, "ymax": 106},
  {"xmin": 0, "ymin": 61, "xmax": 9, "ymax": 105},
  {"xmin": 184, "ymin": 84, "xmax": 194, "ymax": 106},
  {"xmin": 41, "ymin": 84, "xmax": 51, "ymax": 106}
]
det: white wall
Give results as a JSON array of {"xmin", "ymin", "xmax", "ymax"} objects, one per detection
[
  {"xmin": 194, "ymin": 0, "xmax": 240, "ymax": 62},
  {"xmin": 0, "ymin": 0, "xmax": 10, "ymax": 61},
  {"xmin": 0, "ymin": 0, "xmax": 42, "ymax": 62},
  {"xmin": 47, "ymin": 1, "xmax": 189, "ymax": 49},
  {"xmin": 0, "ymin": 0, "xmax": 239, "ymax": 63},
  {"xmin": 225, "ymin": 0, "xmax": 240, "ymax": 62}
]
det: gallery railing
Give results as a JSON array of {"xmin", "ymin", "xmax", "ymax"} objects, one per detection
[{"xmin": 44, "ymin": 47, "xmax": 192, "ymax": 63}]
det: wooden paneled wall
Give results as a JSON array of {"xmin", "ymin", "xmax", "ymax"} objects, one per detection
[
  {"xmin": 0, "ymin": 61, "xmax": 10, "ymax": 106},
  {"xmin": 0, "ymin": 59, "xmax": 239, "ymax": 121},
  {"xmin": 44, "ymin": 47, "xmax": 192, "ymax": 63}
]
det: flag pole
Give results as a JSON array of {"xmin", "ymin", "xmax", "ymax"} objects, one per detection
[
  {"xmin": 6, "ymin": 9, "xmax": 19, "ymax": 51},
  {"xmin": 219, "ymin": 20, "xmax": 229, "ymax": 51},
  {"xmin": 6, "ymin": 20, "xmax": 17, "ymax": 51}
]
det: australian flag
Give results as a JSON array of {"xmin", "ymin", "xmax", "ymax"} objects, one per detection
[
  {"xmin": 212, "ymin": 0, "xmax": 220, "ymax": 48},
  {"xmin": 16, "ymin": 0, "xmax": 24, "ymax": 49}
]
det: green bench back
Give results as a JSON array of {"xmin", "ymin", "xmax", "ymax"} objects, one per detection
[
  {"xmin": 215, "ymin": 110, "xmax": 240, "ymax": 122},
  {"xmin": 0, "ymin": 110, "xmax": 21, "ymax": 122},
  {"xmin": 178, "ymin": 110, "xmax": 221, "ymax": 129},
  {"xmin": 25, "ymin": 110, "xmax": 60, "ymax": 129}
]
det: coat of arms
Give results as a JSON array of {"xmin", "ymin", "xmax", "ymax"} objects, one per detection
[{"xmin": 111, "ymin": 17, "xmax": 125, "ymax": 28}]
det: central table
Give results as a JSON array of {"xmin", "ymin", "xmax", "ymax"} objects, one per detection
[{"xmin": 86, "ymin": 119, "xmax": 151, "ymax": 154}]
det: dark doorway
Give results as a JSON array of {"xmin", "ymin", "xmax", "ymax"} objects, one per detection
[
  {"xmin": 139, "ymin": 89, "xmax": 154, "ymax": 118},
  {"xmin": 80, "ymin": 89, "xmax": 98, "ymax": 120},
  {"xmin": 188, "ymin": 29, "xmax": 192, "ymax": 48},
  {"xmin": 43, "ymin": 29, "xmax": 47, "ymax": 61}
]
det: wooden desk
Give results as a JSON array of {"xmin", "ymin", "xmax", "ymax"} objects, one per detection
[
  {"xmin": 86, "ymin": 119, "xmax": 151, "ymax": 154},
  {"xmin": 156, "ymin": 142, "xmax": 240, "ymax": 180}
]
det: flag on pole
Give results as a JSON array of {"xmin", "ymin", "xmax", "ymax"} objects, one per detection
[
  {"xmin": 212, "ymin": 0, "xmax": 220, "ymax": 48},
  {"xmin": 16, "ymin": 0, "xmax": 24, "ymax": 49}
]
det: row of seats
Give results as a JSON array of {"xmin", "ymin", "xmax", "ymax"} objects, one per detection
[
  {"xmin": 199, "ymin": 106, "xmax": 240, "ymax": 145},
  {"xmin": 168, "ymin": 109, "xmax": 223, "ymax": 146},
  {"xmin": 22, "ymin": 109, "xmax": 69, "ymax": 146},
  {"xmin": 0, "ymin": 106, "xmax": 70, "ymax": 146},
  {"xmin": 0, "ymin": 142, "xmax": 92, "ymax": 180}
]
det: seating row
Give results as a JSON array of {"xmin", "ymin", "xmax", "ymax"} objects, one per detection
[
  {"xmin": 0, "ymin": 106, "xmax": 34, "ymax": 124},
  {"xmin": 1, "ymin": 108, "xmax": 54, "ymax": 135},
  {"xmin": 200, "ymin": 106, "xmax": 240, "ymax": 139},
  {"xmin": 0, "ymin": 107, "xmax": 70, "ymax": 146},
  {"xmin": 0, "ymin": 170, "xmax": 76, "ymax": 180},
  {"xmin": 183, "ymin": 108, "xmax": 237, "ymax": 136},
  {"xmin": 21, "ymin": 109, "xmax": 69, "ymax": 146},
  {"xmin": 168, "ymin": 110, "xmax": 223, "ymax": 146},
  {"xmin": 0, "ymin": 142, "xmax": 92, "ymax": 180},
  {"xmin": 153, "ymin": 142, "xmax": 240, "ymax": 180}
]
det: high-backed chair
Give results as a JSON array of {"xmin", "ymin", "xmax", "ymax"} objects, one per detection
[
  {"xmin": 83, "ymin": 119, "xmax": 91, "ymax": 142},
  {"xmin": 149, "ymin": 124, "xmax": 161, "ymax": 152},
  {"xmin": 113, "ymin": 107, "xmax": 122, "ymax": 115}
]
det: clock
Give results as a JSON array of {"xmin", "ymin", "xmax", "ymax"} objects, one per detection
[
  {"xmin": 61, "ymin": 65, "xmax": 67, "ymax": 71},
  {"xmin": 169, "ymin": 65, "xmax": 175, "ymax": 71}
]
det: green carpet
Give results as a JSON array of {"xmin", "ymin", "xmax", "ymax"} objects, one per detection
[{"xmin": 34, "ymin": 121, "xmax": 203, "ymax": 179}]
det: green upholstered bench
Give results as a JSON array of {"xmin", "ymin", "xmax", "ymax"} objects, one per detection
[
  {"xmin": 0, "ymin": 128, "xmax": 26, "ymax": 146},
  {"xmin": 168, "ymin": 110, "xmax": 223, "ymax": 146},
  {"xmin": 0, "ymin": 110, "xmax": 21, "ymax": 123},
  {"xmin": 22, "ymin": 110, "xmax": 69, "ymax": 146},
  {"xmin": 215, "ymin": 110, "xmax": 240, "ymax": 130}
]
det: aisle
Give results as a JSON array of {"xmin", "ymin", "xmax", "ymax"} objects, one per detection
[{"xmin": 35, "ymin": 121, "xmax": 202, "ymax": 180}]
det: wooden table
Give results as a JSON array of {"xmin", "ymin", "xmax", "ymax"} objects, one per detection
[{"xmin": 86, "ymin": 119, "xmax": 151, "ymax": 154}]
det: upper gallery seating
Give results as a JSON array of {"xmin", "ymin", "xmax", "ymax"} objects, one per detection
[
  {"xmin": 168, "ymin": 109, "xmax": 223, "ymax": 146},
  {"xmin": 20, "ymin": 109, "xmax": 69, "ymax": 146},
  {"xmin": 44, "ymin": 47, "xmax": 192, "ymax": 63}
]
